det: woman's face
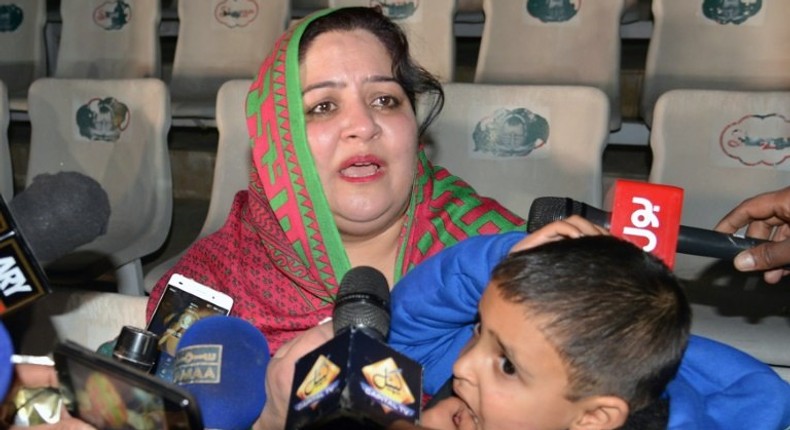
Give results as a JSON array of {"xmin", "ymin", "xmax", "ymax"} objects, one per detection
[{"xmin": 300, "ymin": 29, "xmax": 418, "ymax": 238}]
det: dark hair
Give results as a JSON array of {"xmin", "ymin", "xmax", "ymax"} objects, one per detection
[
  {"xmin": 491, "ymin": 236, "xmax": 691, "ymax": 412},
  {"xmin": 298, "ymin": 7, "xmax": 444, "ymax": 136}
]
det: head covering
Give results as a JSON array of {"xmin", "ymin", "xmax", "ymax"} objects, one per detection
[{"xmin": 147, "ymin": 8, "xmax": 525, "ymax": 352}]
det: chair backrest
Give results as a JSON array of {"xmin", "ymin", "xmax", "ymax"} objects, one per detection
[
  {"xmin": 648, "ymin": 89, "xmax": 790, "ymax": 280},
  {"xmin": 0, "ymin": 81, "xmax": 10, "ymax": 201},
  {"xmin": 168, "ymin": 0, "xmax": 290, "ymax": 119},
  {"xmin": 423, "ymin": 82, "xmax": 609, "ymax": 218},
  {"xmin": 26, "ymin": 78, "xmax": 172, "ymax": 274},
  {"xmin": 475, "ymin": 0, "xmax": 624, "ymax": 131},
  {"xmin": 200, "ymin": 79, "xmax": 253, "ymax": 237},
  {"xmin": 328, "ymin": 0, "xmax": 457, "ymax": 82},
  {"xmin": 0, "ymin": 0, "xmax": 46, "ymax": 109},
  {"xmin": 142, "ymin": 78, "xmax": 253, "ymax": 293},
  {"xmin": 54, "ymin": 0, "xmax": 161, "ymax": 79},
  {"xmin": 641, "ymin": 0, "xmax": 790, "ymax": 127}
]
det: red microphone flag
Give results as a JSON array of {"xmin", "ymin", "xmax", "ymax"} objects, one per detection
[{"xmin": 608, "ymin": 180, "xmax": 684, "ymax": 269}]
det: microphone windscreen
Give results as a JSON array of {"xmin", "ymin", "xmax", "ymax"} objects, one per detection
[
  {"xmin": 174, "ymin": 316, "xmax": 270, "ymax": 430},
  {"xmin": 527, "ymin": 197, "xmax": 580, "ymax": 233},
  {"xmin": 333, "ymin": 266, "xmax": 390, "ymax": 339},
  {"xmin": 9, "ymin": 172, "xmax": 110, "ymax": 265}
]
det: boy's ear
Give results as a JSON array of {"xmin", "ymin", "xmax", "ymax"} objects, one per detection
[{"xmin": 570, "ymin": 396, "xmax": 629, "ymax": 430}]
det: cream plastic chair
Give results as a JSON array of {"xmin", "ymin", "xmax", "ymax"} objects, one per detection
[
  {"xmin": 0, "ymin": 0, "xmax": 46, "ymax": 115},
  {"xmin": 328, "ymin": 0, "xmax": 457, "ymax": 82},
  {"xmin": 648, "ymin": 89, "xmax": 790, "ymax": 379},
  {"xmin": 26, "ymin": 78, "xmax": 172, "ymax": 296},
  {"xmin": 423, "ymin": 82, "xmax": 609, "ymax": 218},
  {"xmin": 640, "ymin": 0, "xmax": 790, "ymax": 127},
  {"xmin": 475, "ymin": 0, "xmax": 624, "ymax": 131},
  {"xmin": 0, "ymin": 81, "xmax": 11, "ymax": 202},
  {"xmin": 144, "ymin": 79, "xmax": 253, "ymax": 293},
  {"xmin": 54, "ymin": 0, "xmax": 161, "ymax": 79},
  {"xmin": 168, "ymin": 0, "xmax": 289, "ymax": 126}
]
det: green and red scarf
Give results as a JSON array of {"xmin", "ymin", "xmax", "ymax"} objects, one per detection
[{"xmin": 147, "ymin": 9, "xmax": 525, "ymax": 351}]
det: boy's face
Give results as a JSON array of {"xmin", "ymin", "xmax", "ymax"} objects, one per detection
[{"xmin": 450, "ymin": 282, "xmax": 584, "ymax": 430}]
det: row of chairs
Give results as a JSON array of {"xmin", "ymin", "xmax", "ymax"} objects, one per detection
[
  {"xmin": 3, "ymin": 1, "xmax": 787, "ymax": 136},
  {"xmin": 6, "ymin": 77, "xmax": 789, "ymax": 381},
  {"xmin": 0, "ymin": 0, "xmax": 290, "ymax": 125}
]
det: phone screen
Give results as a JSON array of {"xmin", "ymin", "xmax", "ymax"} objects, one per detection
[
  {"xmin": 146, "ymin": 280, "xmax": 231, "ymax": 381},
  {"xmin": 55, "ymin": 341, "xmax": 203, "ymax": 430}
]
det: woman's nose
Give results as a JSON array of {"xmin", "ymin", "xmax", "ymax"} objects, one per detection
[{"xmin": 341, "ymin": 100, "xmax": 381, "ymax": 141}]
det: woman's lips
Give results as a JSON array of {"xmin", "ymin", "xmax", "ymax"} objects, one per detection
[{"xmin": 339, "ymin": 156, "xmax": 384, "ymax": 181}]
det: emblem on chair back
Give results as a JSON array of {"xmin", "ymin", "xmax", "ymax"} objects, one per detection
[
  {"xmin": 527, "ymin": 0, "xmax": 580, "ymax": 23},
  {"xmin": 472, "ymin": 107, "xmax": 549, "ymax": 157},
  {"xmin": 0, "ymin": 4, "xmax": 23, "ymax": 32},
  {"xmin": 76, "ymin": 97, "xmax": 130, "ymax": 142},
  {"xmin": 93, "ymin": 0, "xmax": 131, "ymax": 31},
  {"xmin": 702, "ymin": 0, "xmax": 762, "ymax": 25},
  {"xmin": 371, "ymin": 1, "xmax": 419, "ymax": 21},
  {"xmin": 214, "ymin": 0, "xmax": 259, "ymax": 29},
  {"xmin": 720, "ymin": 113, "xmax": 790, "ymax": 168}
]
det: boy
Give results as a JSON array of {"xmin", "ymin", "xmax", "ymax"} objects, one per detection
[
  {"xmin": 389, "ymin": 229, "xmax": 790, "ymax": 429},
  {"xmin": 418, "ymin": 235, "xmax": 690, "ymax": 430}
]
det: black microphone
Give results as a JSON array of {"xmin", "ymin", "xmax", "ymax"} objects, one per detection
[
  {"xmin": 0, "ymin": 171, "xmax": 110, "ymax": 315},
  {"xmin": 285, "ymin": 266, "xmax": 422, "ymax": 430},
  {"xmin": 527, "ymin": 197, "xmax": 768, "ymax": 260}
]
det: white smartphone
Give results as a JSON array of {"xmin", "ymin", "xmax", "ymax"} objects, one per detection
[{"xmin": 146, "ymin": 274, "xmax": 233, "ymax": 381}]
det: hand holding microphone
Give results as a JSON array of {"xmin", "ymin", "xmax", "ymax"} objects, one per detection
[{"xmin": 714, "ymin": 186, "xmax": 790, "ymax": 284}]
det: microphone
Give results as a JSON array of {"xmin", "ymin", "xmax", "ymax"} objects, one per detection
[
  {"xmin": 172, "ymin": 315, "xmax": 270, "ymax": 430},
  {"xmin": 285, "ymin": 266, "xmax": 422, "ymax": 430},
  {"xmin": 0, "ymin": 171, "xmax": 110, "ymax": 315},
  {"xmin": 528, "ymin": 186, "xmax": 770, "ymax": 264}
]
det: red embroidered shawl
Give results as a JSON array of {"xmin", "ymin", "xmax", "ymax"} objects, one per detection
[{"xmin": 146, "ymin": 9, "xmax": 526, "ymax": 352}]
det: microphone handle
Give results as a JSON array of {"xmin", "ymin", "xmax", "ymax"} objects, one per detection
[{"xmin": 678, "ymin": 226, "xmax": 767, "ymax": 259}]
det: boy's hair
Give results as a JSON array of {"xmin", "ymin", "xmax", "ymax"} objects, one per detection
[{"xmin": 491, "ymin": 236, "xmax": 691, "ymax": 412}]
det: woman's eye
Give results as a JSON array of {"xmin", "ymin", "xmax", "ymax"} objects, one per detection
[
  {"xmin": 307, "ymin": 101, "xmax": 335, "ymax": 116},
  {"xmin": 372, "ymin": 95, "xmax": 399, "ymax": 109},
  {"xmin": 499, "ymin": 357, "xmax": 516, "ymax": 376}
]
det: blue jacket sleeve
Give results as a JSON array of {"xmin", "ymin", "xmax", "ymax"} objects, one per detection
[
  {"xmin": 666, "ymin": 335, "xmax": 790, "ymax": 430},
  {"xmin": 389, "ymin": 232, "xmax": 526, "ymax": 395}
]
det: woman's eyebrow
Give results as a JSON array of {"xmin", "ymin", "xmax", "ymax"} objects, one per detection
[{"xmin": 302, "ymin": 75, "xmax": 398, "ymax": 95}]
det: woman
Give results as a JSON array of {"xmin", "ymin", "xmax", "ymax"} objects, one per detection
[{"xmin": 146, "ymin": 7, "xmax": 524, "ymax": 357}]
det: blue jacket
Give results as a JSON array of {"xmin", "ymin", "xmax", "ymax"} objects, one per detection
[{"xmin": 389, "ymin": 232, "xmax": 790, "ymax": 429}]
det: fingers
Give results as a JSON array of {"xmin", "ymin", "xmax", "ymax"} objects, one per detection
[
  {"xmin": 512, "ymin": 216, "xmax": 609, "ymax": 253},
  {"xmin": 733, "ymin": 239, "xmax": 790, "ymax": 280},
  {"xmin": 715, "ymin": 187, "xmax": 790, "ymax": 234},
  {"xmin": 421, "ymin": 397, "xmax": 478, "ymax": 430},
  {"xmin": 12, "ymin": 418, "xmax": 97, "ymax": 430}
]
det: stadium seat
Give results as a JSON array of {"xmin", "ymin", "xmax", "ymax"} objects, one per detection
[
  {"xmin": 144, "ymin": 79, "xmax": 253, "ymax": 293},
  {"xmin": 475, "ymin": 0, "xmax": 625, "ymax": 131},
  {"xmin": 26, "ymin": 78, "xmax": 172, "ymax": 296},
  {"xmin": 328, "ymin": 0, "xmax": 457, "ymax": 82},
  {"xmin": 640, "ymin": 0, "xmax": 790, "ymax": 127},
  {"xmin": 168, "ymin": 0, "xmax": 289, "ymax": 126},
  {"xmin": 0, "ymin": 81, "xmax": 10, "ymax": 202},
  {"xmin": 0, "ymin": 0, "xmax": 46, "ymax": 116},
  {"xmin": 54, "ymin": 0, "xmax": 161, "ymax": 79},
  {"xmin": 647, "ymin": 89, "xmax": 790, "ymax": 379},
  {"xmin": 422, "ymin": 82, "xmax": 609, "ymax": 218}
]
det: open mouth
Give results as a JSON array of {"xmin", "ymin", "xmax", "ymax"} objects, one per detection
[{"xmin": 340, "ymin": 159, "xmax": 383, "ymax": 178}]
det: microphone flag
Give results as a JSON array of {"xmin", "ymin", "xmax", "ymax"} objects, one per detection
[
  {"xmin": 0, "ymin": 195, "xmax": 49, "ymax": 315},
  {"xmin": 608, "ymin": 179, "xmax": 684, "ymax": 269},
  {"xmin": 285, "ymin": 326, "xmax": 422, "ymax": 430}
]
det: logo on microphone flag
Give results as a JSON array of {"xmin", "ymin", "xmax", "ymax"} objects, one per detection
[
  {"xmin": 361, "ymin": 357, "xmax": 417, "ymax": 417},
  {"xmin": 609, "ymin": 180, "xmax": 683, "ymax": 269},
  {"xmin": 294, "ymin": 354, "xmax": 342, "ymax": 411}
]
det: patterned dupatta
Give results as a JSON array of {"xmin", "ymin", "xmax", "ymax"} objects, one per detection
[{"xmin": 147, "ymin": 8, "xmax": 525, "ymax": 352}]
